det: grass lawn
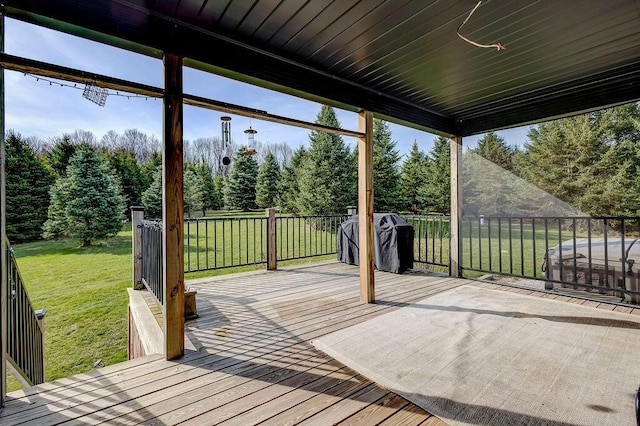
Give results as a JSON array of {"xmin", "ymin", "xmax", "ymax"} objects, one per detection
[
  {"xmin": 7, "ymin": 211, "xmax": 593, "ymax": 392},
  {"xmin": 7, "ymin": 226, "xmax": 134, "ymax": 392},
  {"xmin": 6, "ymin": 210, "xmax": 342, "ymax": 392}
]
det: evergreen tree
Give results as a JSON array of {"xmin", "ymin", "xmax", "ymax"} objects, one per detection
[
  {"xmin": 519, "ymin": 114, "xmax": 607, "ymax": 214},
  {"xmin": 471, "ymin": 131, "xmax": 514, "ymax": 171},
  {"xmin": 107, "ymin": 149, "xmax": 145, "ymax": 218},
  {"xmin": 142, "ymin": 166, "xmax": 163, "ymax": 219},
  {"xmin": 255, "ymin": 152, "xmax": 281, "ymax": 208},
  {"xmin": 43, "ymin": 146, "xmax": 125, "ymax": 246},
  {"xmin": 213, "ymin": 175, "xmax": 225, "ymax": 210},
  {"xmin": 5, "ymin": 131, "xmax": 55, "ymax": 242},
  {"xmin": 463, "ymin": 132, "xmax": 517, "ymax": 216},
  {"xmin": 400, "ymin": 141, "xmax": 427, "ymax": 213},
  {"xmin": 141, "ymin": 151, "xmax": 162, "ymax": 190},
  {"xmin": 195, "ymin": 162, "xmax": 219, "ymax": 215},
  {"xmin": 372, "ymin": 119, "xmax": 402, "ymax": 212},
  {"xmin": 224, "ymin": 147, "xmax": 259, "ymax": 211},
  {"xmin": 297, "ymin": 106, "xmax": 356, "ymax": 215},
  {"xmin": 183, "ymin": 169, "xmax": 201, "ymax": 217},
  {"xmin": 46, "ymin": 135, "xmax": 77, "ymax": 178},
  {"xmin": 278, "ymin": 146, "xmax": 306, "ymax": 214},
  {"xmin": 419, "ymin": 136, "xmax": 450, "ymax": 214}
]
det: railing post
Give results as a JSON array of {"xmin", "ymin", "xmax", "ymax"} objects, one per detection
[
  {"xmin": 450, "ymin": 136, "xmax": 463, "ymax": 278},
  {"xmin": 35, "ymin": 309, "xmax": 46, "ymax": 381},
  {"xmin": 0, "ymin": 11, "xmax": 6, "ymax": 405},
  {"xmin": 131, "ymin": 206, "xmax": 145, "ymax": 290},
  {"xmin": 266, "ymin": 208, "xmax": 277, "ymax": 270}
]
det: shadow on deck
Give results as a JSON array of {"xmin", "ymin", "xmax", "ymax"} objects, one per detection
[
  {"xmin": 1, "ymin": 261, "xmax": 462, "ymax": 425},
  {"xmin": 6, "ymin": 260, "xmax": 637, "ymax": 424}
]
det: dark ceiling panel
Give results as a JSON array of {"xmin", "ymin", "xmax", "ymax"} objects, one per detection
[
  {"xmin": 196, "ymin": 0, "xmax": 232, "ymax": 27},
  {"xmin": 266, "ymin": 1, "xmax": 333, "ymax": 48},
  {"xmin": 2, "ymin": 0, "xmax": 640, "ymax": 137},
  {"xmin": 290, "ymin": 0, "xmax": 387, "ymax": 57}
]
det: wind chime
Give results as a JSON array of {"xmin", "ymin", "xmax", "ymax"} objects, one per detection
[
  {"xmin": 220, "ymin": 115, "xmax": 259, "ymax": 166},
  {"xmin": 221, "ymin": 116, "xmax": 232, "ymax": 165}
]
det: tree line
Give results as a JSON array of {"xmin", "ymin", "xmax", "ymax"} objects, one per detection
[{"xmin": 6, "ymin": 102, "xmax": 640, "ymax": 245}]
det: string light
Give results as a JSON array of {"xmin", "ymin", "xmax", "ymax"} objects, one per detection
[{"xmin": 22, "ymin": 73, "xmax": 158, "ymax": 101}]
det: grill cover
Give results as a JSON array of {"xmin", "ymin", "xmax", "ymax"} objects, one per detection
[{"xmin": 337, "ymin": 213, "xmax": 414, "ymax": 273}]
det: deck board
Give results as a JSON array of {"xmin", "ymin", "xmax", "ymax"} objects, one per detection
[{"xmin": 9, "ymin": 260, "xmax": 615, "ymax": 425}]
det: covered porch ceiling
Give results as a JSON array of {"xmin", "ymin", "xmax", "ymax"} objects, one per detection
[{"xmin": 3, "ymin": 0, "xmax": 640, "ymax": 137}]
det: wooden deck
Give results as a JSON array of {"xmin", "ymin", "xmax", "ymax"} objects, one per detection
[{"xmin": 3, "ymin": 261, "xmax": 636, "ymax": 425}]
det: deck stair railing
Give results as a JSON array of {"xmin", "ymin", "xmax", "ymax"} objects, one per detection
[
  {"xmin": 6, "ymin": 241, "xmax": 46, "ymax": 386},
  {"xmin": 140, "ymin": 220, "xmax": 164, "ymax": 307}
]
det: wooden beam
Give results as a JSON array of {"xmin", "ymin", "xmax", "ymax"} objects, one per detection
[
  {"xmin": 0, "ymin": 53, "xmax": 364, "ymax": 138},
  {"xmin": 450, "ymin": 136, "xmax": 463, "ymax": 278},
  {"xmin": 0, "ymin": 52, "xmax": 162, "ymax": 98},
  {"xmin": 358, "ymin": 110, "xmax": 375, "ymax": 303},
  {"xmin": 183, "ymin": 93, "xmax": 364, "ymax": 138},
  {"xmin": 162, "ymin": 53, "xmax": 184, "ymax": 360},
  {"xmin": 0, "ymin": 12, "xmax": 6, "ymax": 405}
]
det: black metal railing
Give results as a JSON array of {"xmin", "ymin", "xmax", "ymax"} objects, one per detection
[
  {"xmin": 404, "ymin": 215, "xmax": 450, "ymax": 269},
  {"xmin": 184, "ymin": 217, "xmax": 268, "ymax": 272},
  {"xmin": 275, "ymin": 215, "xmax": 348, "ymax": 262},
  {"xmin": 6, "ymin": 243, "xmax": 45, "ymax": 385},
  {"xmin": 141, "ymin": 220, "xmax": 164, "ymax": 306},
  {"xmin": 459, "ymin": 216, "xmax": 640, "ymax": 303}
]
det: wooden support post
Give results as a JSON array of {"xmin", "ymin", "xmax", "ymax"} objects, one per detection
[
  {"xmin": 266, "ymin": 208, "xmax": 277, "ymax": 270},
  {"xmin": 131, "ymin": 206, "xmax": 145, "ymax": 290},
  {"xmin": 358, "ymin": 110, "xmax": 374, "ymax": 303},
  {"xmin": 0, "ymin": 12, "xmax": 6, "ymax": 405},
  {"xmin": 162, "ymin": 53, "xmax": 184, "ymax": 360},
  {"xmin": 450, "ymin": 136, "xmax": 463, "ymax": 278}
]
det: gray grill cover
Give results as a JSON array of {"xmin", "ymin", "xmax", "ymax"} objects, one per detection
[{"xmin": 337, "ymin": 213, "xmax": 414, "ymax": 273}]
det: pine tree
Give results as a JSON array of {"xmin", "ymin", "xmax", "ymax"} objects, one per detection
[
  {"xmin": 297, "ymin": 106, "xmax": 356, "ymax": 215},
  {"xmin": 255, "ymin": 152, "xmax": 281, "ymax": 208},
  {"xmin": 419, "ymin": 136, "xmax": 450, "ymax": 214},
  {"xmin": 5, "ymin": 131, "xmax": 55, "ymax": 242},
  {"xmin": 278, "ymin": 146, "xmax": 306, "ymax": 214},
  {"xmin": 183, "ymin": 169, "xmax": 201, "ymax": 217},
  {"xmin": 43, "ymin": 146, "xmax": 125, "ymax": 246},
  {"xmin": 141, "ymin": 151, "xmax": 162, "ymax": 190},
  {"xmin": 372, "ymin": 119, "xmax": 402, "ymax": 212},
  {"xmin": 142, "ymin": 166, "xmax": 163, "ymax": 219},
  {"xmin": 519, "ymin": 115, "xmax": 607, "ymax": 213},
  {"xmin": 471, "ymin": 131, "xmax": 514, "ymax": 171},
  {"xmin": 46, "ymin": 135, "xmax": 78, "ymax": 178},
  {"xmin": 463, "ymin": 132, "xmax": 517, "ymax": 216},
  {"xmin": 224, "ymin": 147, "xmax": 259, "ymax": 211},
  {"xmin": 195, "ymin": 162, "xmax": 219, "ymax": 215},
  {"xmin": 400, "ymin": 141, "xmax": 427, "ymax": 213},
  {"xmin": 107, "ymin": 149, "xmax": 145, "ymax": 218},
  {"xmin": 213, "ymin": 175, "xmax": 225, "ymax": 210}
]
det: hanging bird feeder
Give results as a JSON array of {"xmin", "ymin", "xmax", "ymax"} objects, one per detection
[{"xmin": 244, "ymin": 124, "xmax": 258, "ymax": 156}]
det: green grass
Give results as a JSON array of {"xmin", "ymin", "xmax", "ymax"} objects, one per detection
[
  {"xmin": 8, "ymin": 212, "xmax": 594, "ymax": 393},
  {"xmin": 7, "ymin": 226, "xmax": 134, "ymax": 392},
  {"xmin": 183, "ymin": 213, "xmax": 344, "ymax": 272},
  {"xmin": 7, "ymin": 210, "xmax": 342, "ymax": 391}
]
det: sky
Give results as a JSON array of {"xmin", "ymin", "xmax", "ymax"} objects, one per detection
[{"xmin": 4, "ymin": 17, "xmax": 534, "ymax": 160}]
